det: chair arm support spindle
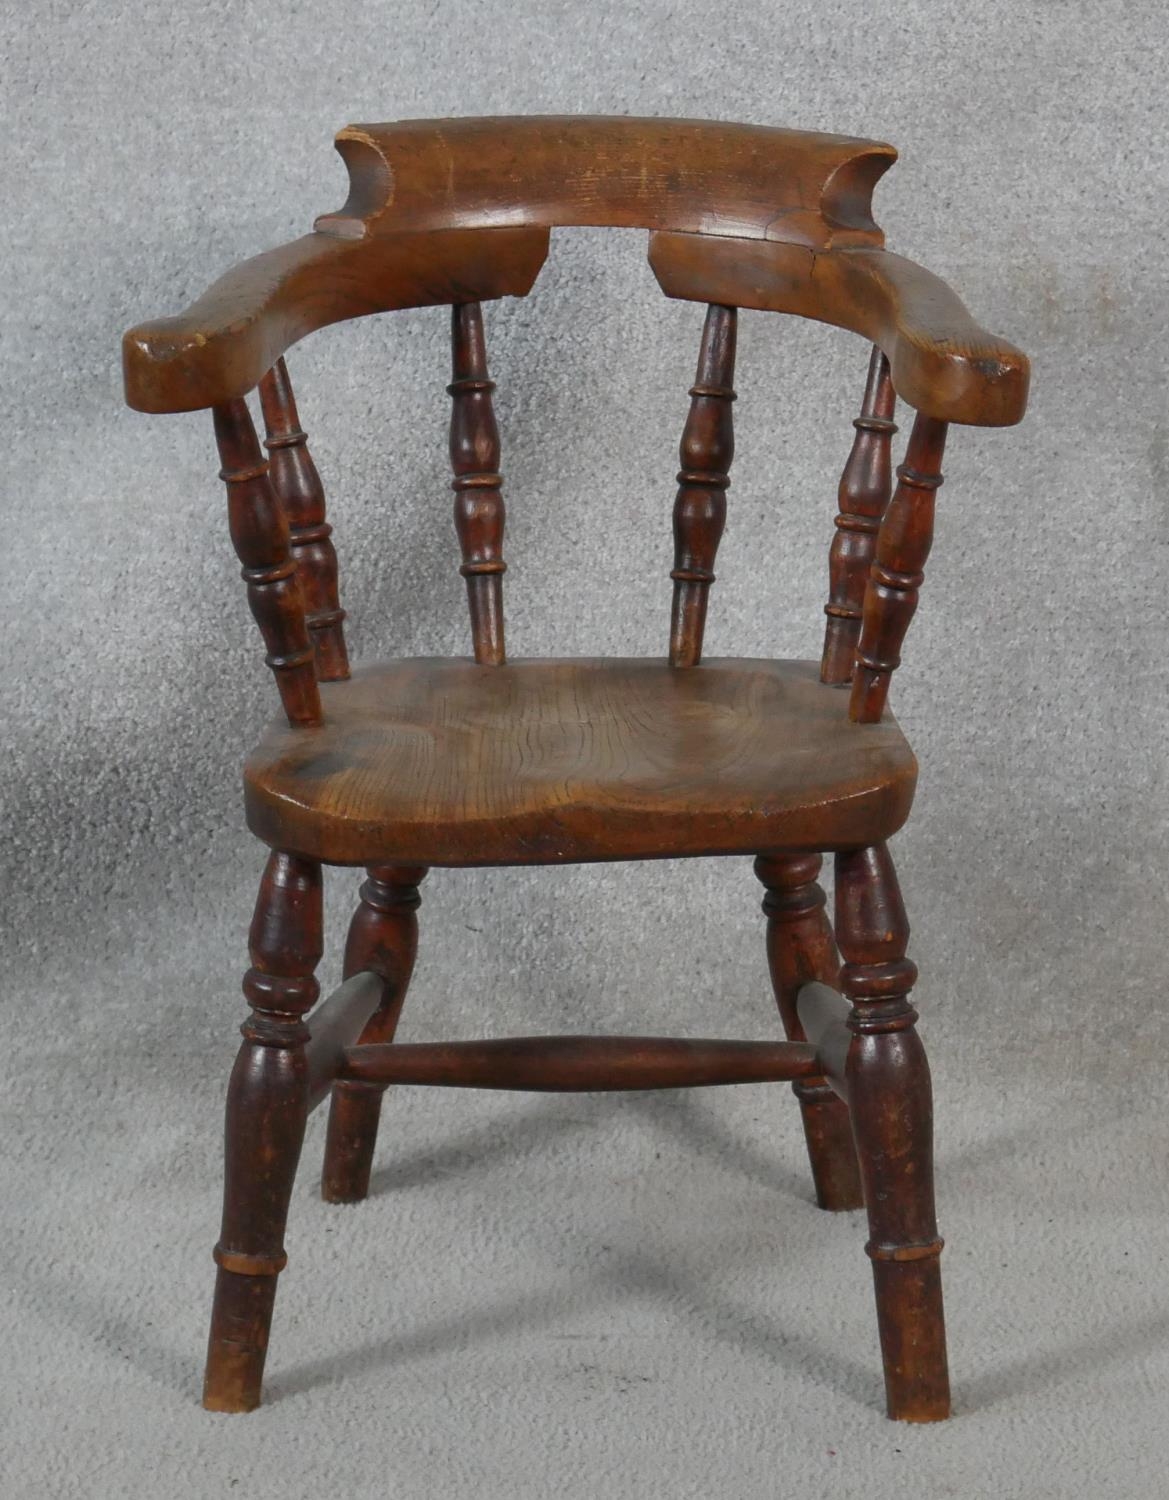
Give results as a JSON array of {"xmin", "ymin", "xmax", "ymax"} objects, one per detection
[
  {"xmin": 849, "ymin": 413, "xmax": 948, "ymax": 723},
  {"xmin": 449, "ymin": 301, "xmax": 507, "ymax": 665},
  {"xmin": 259, "ymin": 358, "xmax": 350, "ymax": 682},
  {"xmin": 669, "ymin": 304, "xmax": 737, "ymax": 667},
  {"xmin": 213, "ymin": 399, "xmax": 322, "ymax": 727},
  {"xmin": 822, "ymin": 347, "xmax": 897, "ymax": 684}
]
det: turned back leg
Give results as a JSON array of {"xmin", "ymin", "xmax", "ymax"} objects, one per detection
[
  {"xmin": 755, "ymin": 854, "xmax": 863, "ymax": 1211},
  {"xmin": 836, "ymin": 842, "xmax": 949, "ymax": 1422},
  {"xmin": 322, "ymin": 866, "xmax": 427, "ymax": 1203},
  {"xmin": 203, "ymin": 851, "xmax": 322, "ymax": 1413}
]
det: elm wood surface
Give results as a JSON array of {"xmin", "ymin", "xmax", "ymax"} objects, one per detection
[
  {"xmin": 242, "ymin": 657, "xmax": 918, "ymax": 867},
  {"xmin": 259, "ymin": 358, "xmax": 350, "ymax": 682},
  {"xmin": 204, "ymin": 851, "xmax": 322, "ymax": 1414},
  {"xmin": 316, "ymin": 116, "xmax": 895, "ymax": 245},
  {"xmin": 821, "ymin": 349, "xmax": 897, "ymax": 686},
  {"xmin": 669, "ymin": 304, "xmax": 737, "ymax": 667},
  {"xmin": 796, "ymin": 980, "xmax": 853, "ymax": 1098},
  {"xmin": 340, "ymin": 1036, "xmax": 822, "ymax": 1091},
  {"xmin": 213, "ymin": 399, "xmax": 321, "ymax": 728},
  {"xmin": 834, "ymin": 842, "xmax": 949, "ymax": 1424},
  {"xmin": 120, "ymin": 115, "xmax": 1031, "ymax": 1421},
  {"xmin": 755, "ymin": 854, "xmax": 863, "ymax": 1211},
  {"xmin": 448, "ymin": 302, "xmax": 507, "ymax": 666},
  {"xmin": 123, "ymin": 226, "xmax": 551, "ymax": 413},
  {"xmin": 122, "ymin": 117, "xmax": 1027, "ymax": 424},
  {"xmin": 849, "ymin": 415, "xmax": 947, "ymax": 724},
  {"xmin": 322, "ymin": 865, "xmax": 426, "ymax": 1205},
  {"xmin": 303, "ymin": 971, "xmax": 384, "ymax": 1111},
  {"xmin": 649, "ymin": 233, "xmax": 1028, "ymax": 426}
]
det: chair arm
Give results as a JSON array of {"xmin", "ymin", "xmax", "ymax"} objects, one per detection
[
  {"xmin": 649, "ymin": 233, "xmax": 1029, "ymax": 426},
  {"xmin": 122, "ymin": 226, "xmax": 550, "ymax": 414}
]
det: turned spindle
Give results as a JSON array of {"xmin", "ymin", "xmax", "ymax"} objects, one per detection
[
  {"xmin": 322, "ymin": 865, "xmax": 427, "ymax": 1204},
  {"xmin": 755, "ymin": 854, "xmax": 863, "ymax": 1212},
  {"xmin": 835, "ymin": 842, "xmax": 949, "ymax": 1422},
  {"xmin": 203, "ymin": 851, "xmax": 323, "ymax": 1413},
  {"xmin": 669, "ymin": 303, "xmax": 737, "ymax": 668},
  {"xmin": 821, "ymin": 347, "xmax": 897, "ymax": 685},
  {"xmin": 449, "ymin": 302, "xmax": 506, "ymax": 665},
  {"xmin": 849, "ymin": 413, "xmax": 948, "ymax": 723},
  {"xmin": 213, "ymin": 399, "xmax": 321, "ymax": 727},
  {"xmin": 259, "ymin": 357, "xmax": 350, "ymax": 682}
]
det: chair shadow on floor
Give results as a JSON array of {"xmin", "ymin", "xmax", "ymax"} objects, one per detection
[
  {"xmin": 271, "ymin": 1087, "xmax": 1162, "ymax": 1414},
  {"xmin": 29, "ymin": 1087, "xmax": 1146, "ymax": 1414},
  {"xmin": 364, "ymin": 1087, "xmax": 813, "ymax": 1204},
  {"xmin": 275, "ymin": 1088, "xmax": 865, "ymax": 1403}
]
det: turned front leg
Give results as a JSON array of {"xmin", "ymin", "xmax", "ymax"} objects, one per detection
[
  {"xmin": 203, "ymin": 851, "xmax": 322, "ymax": 1413},
  {"xmin": 321, "ymin": 866, "xmax": 427, "ymax": 1204},
  {"xmin": 835, "ymin": 842, "xmax": 949, "ymax": 1422},
  {"xmin": 755, "ymin": 854, "xmax": 862, "ymax": 1210}
]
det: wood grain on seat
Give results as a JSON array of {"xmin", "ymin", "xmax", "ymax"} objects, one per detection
[
  {"xmin": 121, "ymin": 116, "xmax": 1031, "ymax": 1420},
  {"xmin": 243, "ymin": 657, "xmax": 917, "ymax": 866}
]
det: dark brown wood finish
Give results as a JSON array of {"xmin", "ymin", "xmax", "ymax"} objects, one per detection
[
  {"xmin": 821, "ymin": 348, "xmax": 896, "ymax": 686},
  {"xmin": 341, "ymin": 1035, "xmax": 821, "ymax": 1090},
  {"xmin": 204, "ymin": 851, "xmax": 323, "ymax": 1413},
  {"xmin": 649, "ymin": 233, "xmax": 1028, "ymax": 426},
  {"xmin": 755, "ymin": 854, "xmax": 863, "ymax": 1211},
  {"xmin": 670, "ymin": 305, "xmax": 737, "ymax": 667},
  {"xmin": 304, "ymin": 972, "xmax": 384, "ymax": 1110},
  {"xmin": 213, "ymin": 400, "xmax": 321, "ymax": 728},
  {"xmin": 122, "ymin": 115, "xmax": 1029, "ymax": 1419},
  {"xmin": 322, "ymin": 865, "xmax": 427, "ymax": 1204},
  {"xmin": 316, "ymin": 117, "xmax": 894, "ymax": 245},
  {"xmin": 835, "ymin": 842, "xmax": 949, "ymax": 1422},
  {"xmin": 259, "ymin": 357, "xmax": 350, "ymax": 681},
  {"xmin": 123, "ymin": 226, "xmax": 551, "ymax": 413},
  {"xmin": 850, "ymin": 414, "xmax": 947, "ymax": 723},
  {"xmin": 795, "ymin": 980, "xmax": 852, "ymax": 1097},
  {"xmin": 242, "ymin": 658, "xmax": 917, "ymax": 866},
  {"xmin": 124, "ymin": 118, "xmax": 1025, "ymax": 426},
  {"xmin": 449, "ymin": 302, "xmax": 507, "ymax": 665}
]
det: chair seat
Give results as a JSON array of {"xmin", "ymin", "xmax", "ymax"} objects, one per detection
[{"xmin": 243, "ymin": 657, "xmax": 917, "ymax": 866}]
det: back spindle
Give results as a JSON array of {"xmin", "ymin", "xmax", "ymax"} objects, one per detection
[
  {"xmin": 448, "ymin": 302, "xmax": 506, "ymax": 665},
  {"xmin": 849, "ymin": 412, "xmax": 948, "ymax": 723},
  {"xmin": 669, "ymin": 304, "xmax": 737, "ymax": 667},
  {"xmin": 213, "ymin": 399, "xmax": 322, "ymax": 727},
  {"xmin": 821, "ymin": 346, "xmax": 896, "ymax": 685},
  {"xmin": 259, "ymin": 358, "xmax": 350, "ymax": 682}
]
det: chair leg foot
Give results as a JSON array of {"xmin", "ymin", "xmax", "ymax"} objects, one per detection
[
  {"xmin": 755, "ymin": 854, "xmax": 863, "ymax": 1210},
  {"xmin": 203, "ymin": 1267, "xmax": 278, "ymax": 1413},
  {"xmin": 321, "ymin": 1084, "xmax": 384, "ymax": 1203},
  {"xmin": 320, "ymin": 866, "xmax": 426, "ymax": 1205},
  {"xmin": 836, "ymin": 843, "xmax": 950, "ymax": 1422},
  {"xmin": 867, "ymin": 1253, "xmax": 950, "ymax": 1422},
  {"xmin": 794, "ymin": 1080, "xmax": 865, "ymax": 1211},
  {"xmin": 203, "ymin": 851, "xmax": 321, "ymax": 1413}
]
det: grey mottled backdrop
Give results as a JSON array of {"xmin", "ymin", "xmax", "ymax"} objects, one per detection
[{"xmin": 3, "ymin": 2, "xmax": 1168, "ymax": 1496}]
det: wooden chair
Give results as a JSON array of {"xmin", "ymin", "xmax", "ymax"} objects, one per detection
[{"xmin": 122, "ymin": 116, "xmax": 1029, "ymax": 1420}]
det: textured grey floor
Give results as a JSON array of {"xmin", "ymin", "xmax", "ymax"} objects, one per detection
[{"xmin": 3, "ymin": 0, "xmax": 1169, "ymax": 1495}]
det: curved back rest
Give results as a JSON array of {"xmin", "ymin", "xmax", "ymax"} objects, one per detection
[
  {"xmin": 315, "ymin": 116, "xmax": 895, "ymax": 246},
  {"xmin": 122, "ymin": 117, "xmax": 1030, "ymax": 733}
]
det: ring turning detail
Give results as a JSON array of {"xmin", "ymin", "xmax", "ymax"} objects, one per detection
[{"xmin": 120, "ymin": 114, "xmax": 1028, "ymax": 1423}]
